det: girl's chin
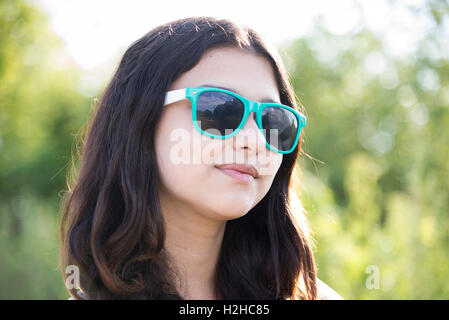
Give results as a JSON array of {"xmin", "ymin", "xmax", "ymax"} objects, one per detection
[{"xmin": 208, "ymin": 205, "xmax": 252, "ymax": 221}]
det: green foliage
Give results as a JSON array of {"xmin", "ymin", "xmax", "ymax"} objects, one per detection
[
  {"xmin": 0, "ymin": 0, "xmax": 91, "ymax": 298},
  {"xmin": 282, "ymin": 17, "xmax": 449, "ymax": 298},
  {"xmin": 1, "ymin": 0, "xmax": 448, "ymax": 299}
]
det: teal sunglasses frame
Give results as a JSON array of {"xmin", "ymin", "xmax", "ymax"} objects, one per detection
[{"xmin": 163, "ymin": 86, "xmax": 306, "ymax": 154}]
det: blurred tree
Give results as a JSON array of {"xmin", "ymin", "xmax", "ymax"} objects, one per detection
[
  {"xmin": 0, "ymin": 0, "xmax": 91, "ymax": 298},
  {"xmin": 282, "ymin": 1, "xmax": 449, "ymax": 298}
]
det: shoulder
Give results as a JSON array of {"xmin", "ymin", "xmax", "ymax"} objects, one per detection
[
  {"xmin": 316, "ymin": 278, "xmax": 344, "ymax": 300},
  {"xmin": 67, "ymin": 290, "xmax": 89, "ymax": 300}
]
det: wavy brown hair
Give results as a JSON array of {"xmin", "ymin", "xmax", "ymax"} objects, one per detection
[{"xmin": 59, "ymin": 16, "xmax": 317, "ymax": 300}]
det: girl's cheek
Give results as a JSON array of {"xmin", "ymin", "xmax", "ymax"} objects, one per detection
[{"xmin": 188, "ymin": 133, "xmax": 222, "ymax": 166}]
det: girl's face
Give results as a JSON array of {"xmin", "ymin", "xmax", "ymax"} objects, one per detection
[{"xmin": 155, "ymin": 47, "xmax": 283, "ymax": 220}]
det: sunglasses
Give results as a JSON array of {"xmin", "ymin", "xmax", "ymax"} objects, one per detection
[{"xmin": 163, "ymin": 86, "xmax": 306, "ymax": 154}]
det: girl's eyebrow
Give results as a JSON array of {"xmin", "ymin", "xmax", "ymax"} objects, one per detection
[{"xmin": 199, "ymin": 84, "xmax": 281, "ymax": 104}]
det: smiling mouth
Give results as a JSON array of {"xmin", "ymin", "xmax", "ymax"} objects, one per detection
[{"xmin": 214, "ymin": 163, "xmax": 259, "ymax": 185}]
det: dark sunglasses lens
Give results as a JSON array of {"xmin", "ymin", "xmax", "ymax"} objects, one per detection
[
  {"xmin": 261, "ymin": 107, "xmax": 299, "ymax": 151},
  {"xmin": 196, "ymin": 91, "xmax": 245, "ymax": 136}
]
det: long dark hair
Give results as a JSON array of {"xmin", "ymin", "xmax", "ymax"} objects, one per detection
[{"xmin": 59, "ymin": 16, "xmax": 317, "ymax": 300}]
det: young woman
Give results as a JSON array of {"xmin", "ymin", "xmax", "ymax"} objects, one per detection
[{"xmin": 60, "ymin": 16, "xmax": 342, "ymax": 300}]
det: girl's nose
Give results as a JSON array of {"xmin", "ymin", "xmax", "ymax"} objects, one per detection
[{"xmin": 234, "ymin": 112, "xmax": 266, "ymax": 155}]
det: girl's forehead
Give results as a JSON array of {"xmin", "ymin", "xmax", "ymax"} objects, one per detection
[{"xmin": 169, "ymin": 48, "xmax": 281, "ymax": 103}]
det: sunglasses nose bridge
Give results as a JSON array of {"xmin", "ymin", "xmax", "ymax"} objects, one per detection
[{"xmin": 247, "ymin": 100, "xmax": 261, "ymax": 115}]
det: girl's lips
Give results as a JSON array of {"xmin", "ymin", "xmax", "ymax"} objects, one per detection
[{"xmin": 216, "ymin": 168, "xmax": 255, "ymax": 185}]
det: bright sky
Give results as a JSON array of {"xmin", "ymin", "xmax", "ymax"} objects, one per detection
[{"xmin": 31, "ymin": 0, "xmax": 439, "ymax": 94}]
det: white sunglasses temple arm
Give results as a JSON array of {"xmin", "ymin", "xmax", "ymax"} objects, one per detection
[{"xmin": 164, "ymin": 88, "xmax": 187, "ymax": 106}]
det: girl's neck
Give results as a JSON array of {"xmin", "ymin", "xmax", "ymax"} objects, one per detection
[{"xmin": 160, "ymin": 189, "xmax": 226, "ymax": 299}]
